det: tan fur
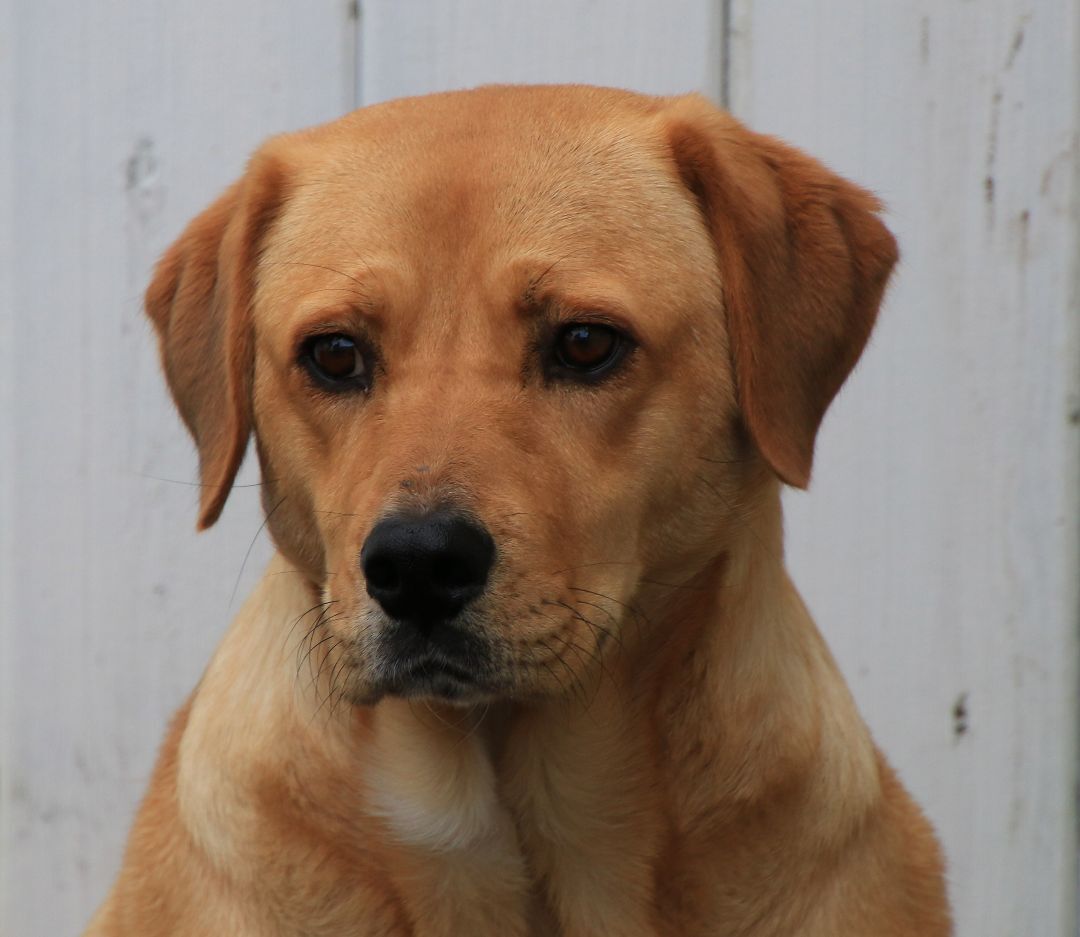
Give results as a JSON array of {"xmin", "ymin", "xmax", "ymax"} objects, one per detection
[{"xmin": 87, "ymin": 86, "xmax": 951, "ymax": 936}]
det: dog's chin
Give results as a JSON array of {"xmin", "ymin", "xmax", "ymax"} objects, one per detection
[{"xmin": 353, "ymin": 656, "xmax": 501, "ymax": 707}]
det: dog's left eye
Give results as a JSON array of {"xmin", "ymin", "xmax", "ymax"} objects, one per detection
[
  {"xmin": 551, "ymin": 322, "xmax": 627, "ymax": 378},
  {"xmin": 301, "ymin": 334, "xmax": 370, "ymax": 390}
]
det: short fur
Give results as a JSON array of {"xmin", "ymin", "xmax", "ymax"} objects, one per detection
[{"xmin": 86, "ymin": 86, "xmax": 950, "ymax": 937}]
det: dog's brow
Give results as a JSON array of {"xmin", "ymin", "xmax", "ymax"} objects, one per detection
[
  {"xmin": 268, "ymin": 260, "xmax": 372, "ymax": 291},
  {"xmin": 264, "ymin": 260, "xmax": 383, "ymax": 308},
  {"xmin": 519, "ymin": 255, "xmax": 571, "ymax": 308},
  {"xmin": 529, "ymin": 258, "xmax": 563, "ymax": 291}
]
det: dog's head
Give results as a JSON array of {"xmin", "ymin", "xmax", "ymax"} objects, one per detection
[{"xmin": 147, "ymin": 87, "xmax": 896, "ymax": 704}]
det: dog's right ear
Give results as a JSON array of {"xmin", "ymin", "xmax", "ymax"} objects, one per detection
[{"xmin": 145, "ymin": 153, "xmax": 287, "ymax": 530}]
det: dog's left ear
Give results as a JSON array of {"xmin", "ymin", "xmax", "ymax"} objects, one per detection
[
  {"xmin": 145, "ymin": 152, "xmax": 288, "ymax": 529},
  {"xmin": 664, "ymin": 95, "xmax": 898, "ymax": 488}
]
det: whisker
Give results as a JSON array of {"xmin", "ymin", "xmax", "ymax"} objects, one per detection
[
  {"xmin": 552, "ymin": 599, "xmax": 616, "ymax": 652},
  {"xmin": 299, "ymin": 286, "xmax": 376, "ymax": 299},
  {"xmin": 304, "ymin": 628, "xmax": 342, "ymax": 688},
  {"xmin": 419, "ymin": 699, "xmax": 461, "ymax": 735},
  {"xmin": 313, "ymin": 639, "xmax": 342, "ymax": 702},
  {"xmin": 524, "ymin": 619, "xmax": 594, "ymax": 711},
  {"xmin": 229, "ymin": 496, "xmax": 288, "ymax": 610},
  {"xmin": 266, "ymin": 260, "xmax": 370, "ymax": 291},
  {"xmin": 135, "ymin": 472, "xmax": 267, "ymax": 489},
  {"xmin": 569, "ymin": 596, "xmax": 620, "ymax": 629},
  {"xmin": 541, "ymin": 635, "xmax": 580, "ymax": 706},
  {"xmin": 281, "ymin": 599, "xmax": 336, "ymax": 654},
  {"xmin": 694, "ymin": 473, "xmax": 781, "ymax": 565},
  {"xmin": 330, "ymin": 648, "xmax": 353, "ymax": 724},
  {"xmin": 268, "ymin": 567, "xmax": 338, "ymax": 580},
  {"xmin": 524, "ymin": 249, "xmax": 585, "ymax": 300},
  {"xmin": 697, "ymin": 455, "xmax": 752, "ymax": 465},
  {"xmin": 455, "ymin": 703, "xmax": 492, "ymax": 749},
  {"xmin": 567, "ymin": 586, "xmax": 652, "ymax": 639},
  {"xmin": 295, "ymin": 608, "xmax": 343, "ymax": 679},
  {"xmin": 546, "ymin": 559, "xmax": 638, "ymax": 576},
  {"xmin": 638, "ymin": 577, "xmax": 707, "ymax": 593},
  {"xmin": 554, "ymin": 600, "xmax": 618, "ymax": 701},
  {"xmin": 307, "ymin": 635, "xmax": 350, "ymax": 725},
  {"xmin": 520, "ymin": 639, "xmax": 571, "ymax": 699}
]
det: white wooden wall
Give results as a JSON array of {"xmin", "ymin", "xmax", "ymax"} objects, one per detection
[
  {"xmin": 1, "ymin": 4, "xmax": 355, "ymax": 934},
  {"xmin": 2, "ymin": 2, "xmax": 1077, "ymax": 935},
  {"xmin": 727, "ymin": 3, "xmax": 1080, "ymax": 934}
]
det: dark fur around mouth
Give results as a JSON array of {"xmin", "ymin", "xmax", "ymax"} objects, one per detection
[
  {"xmin": 378, "ymin": 621, "xmax": 497, "ymax": 701},
  {"xmin": 386, "ymin": 657, "xmax": 484, "ymax": 701}
]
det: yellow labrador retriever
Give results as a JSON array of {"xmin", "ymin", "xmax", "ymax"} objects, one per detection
[{"xmin": 86, "ymin": 85, "xmax": 950, "ymax": 936}]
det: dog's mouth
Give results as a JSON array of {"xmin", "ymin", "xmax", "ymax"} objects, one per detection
[
  {"xmin": 385, "ymin": 654, "xmax": 485, "ymax": 701},
  {"xmin": 375, "ymin": 620, "xmax": 497, "ymax": 703}
]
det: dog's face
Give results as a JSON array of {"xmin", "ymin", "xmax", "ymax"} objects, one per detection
[{"xmin": 147, "ymin": 87, "xmax": 896, "ymax": 704}]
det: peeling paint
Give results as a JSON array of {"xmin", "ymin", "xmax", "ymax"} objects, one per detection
[
  {"xmin": 124, "ymin": 137, "xmax": 156, "ymax": 193},
  {"xmin": 124, "ymin": 136, "xmax": 165, "ymax": 227},
  {"xmin": 1004, "ymin": 15, "xmax": 1031, "ymax": 70},
  {"xmin": 1039, "ymin": 136, "xmax": 1080, "ymax": 216},
  {"xmin": 1014, "ymin": 208, "xmax": 1031, "ymax": 266},
  {"xmin": 984, "ymin": 89, "xmax": 1003, "ymax": 224},
  {"xmin": 952, "ymin": 692, "xmax": 970, "ymax": 739}
]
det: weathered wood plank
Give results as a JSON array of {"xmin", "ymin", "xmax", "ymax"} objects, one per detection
[
  {"xmin": 727, "ymin": 2, "xmax": 1080, "ymax": 934},
  {"xmin": 0, "ymin": 0, "xmax": 17, "ymax": 925},
  {"xmin": 1, "ymin": 3, "xmax": 354, "ymax": 934},
  {"xmin": 358, "ymin": 0, "xmax": 724, "ymax": 104}
]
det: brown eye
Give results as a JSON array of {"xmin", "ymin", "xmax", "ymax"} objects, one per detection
[
  {"xmin": 553, "ymin": 322, "xmax": 623, "ymax": 374},
  {"xmin": 302, "ymin": 334, "xmax": 369, "ymax": 389}
]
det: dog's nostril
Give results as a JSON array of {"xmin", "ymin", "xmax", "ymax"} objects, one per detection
[{"xmin": 360, "ymin": 512, "xmax": 495, "ymax": 625}]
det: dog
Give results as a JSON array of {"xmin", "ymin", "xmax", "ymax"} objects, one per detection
[{"xmin": 85, "ymin": 85, "xmax": 951, "ymax": 936}]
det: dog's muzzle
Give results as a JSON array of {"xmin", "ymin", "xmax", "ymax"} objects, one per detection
[{"xmin": 361, "ymin": 511, "xmax": 495, "ymax": 699}]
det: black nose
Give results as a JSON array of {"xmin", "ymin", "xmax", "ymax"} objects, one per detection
[{"xmin": 360, "ymin": 512, "xmax": 495, "ymax": 625}]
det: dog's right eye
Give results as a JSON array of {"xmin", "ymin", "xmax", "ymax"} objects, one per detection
[
  {"xmin": 301, "ymin": 334, "xmax": 371, "ymax": 391},
  {"xmin": 546, "ymin": 321, "xmax": 631, "ymax": 383}
]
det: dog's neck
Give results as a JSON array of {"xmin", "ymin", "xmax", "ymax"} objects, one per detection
[{"xmin": 177, "ymin": 481, "xmax": 879, "ymax": 930}]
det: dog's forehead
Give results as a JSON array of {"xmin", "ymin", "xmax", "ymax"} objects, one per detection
[
  {"xmin": 251, "ymin": 88, "xmax": 726, "ymax": 356},
  {"xmin": 294, "ymin": 84, "xmax": 669, "ymax": 193},
  {"xmin": 265, "ymin": 89, "xmax": 710, "ymax": 279}
]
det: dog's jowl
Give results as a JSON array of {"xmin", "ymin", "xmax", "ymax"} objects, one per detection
[{"xmin": 86, "ymin": 86, "xmax": 951, "ymax": 937}]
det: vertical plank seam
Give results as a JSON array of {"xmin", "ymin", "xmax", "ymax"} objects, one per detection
[
  {"xmin": 1068, "ymin": 7, "xmax": 1080, "ymax": 936},
  {"xmin": 719, "ymin": 0, "xmax": 732, "ymax": 108},
  {"xmin": 0, "ymin": 0, "xmax": 15, "ymax": 925},
  {"xmin": 352, "ymin": 0, "xmax": 364, "ymax": 109}
]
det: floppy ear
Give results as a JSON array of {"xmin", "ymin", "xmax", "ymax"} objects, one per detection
[
  {"xmin": 145, "ymin": 153, "xmax": 287, "ymax": 529},
  {"xmin": 664, "ymin": 95, "xmax": 899, "ymax": 488}
]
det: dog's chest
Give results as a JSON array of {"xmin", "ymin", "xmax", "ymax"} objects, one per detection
[{"xmin": 362, "ymin": 695, "xmax": 663, "ymax": 936}]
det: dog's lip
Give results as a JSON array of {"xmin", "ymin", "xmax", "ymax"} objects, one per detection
[
  {"xmin": 381, "ymin": 651, "xmax": 489, "ymax": 701},
  {"xmin": 378, "ymin": 620, "xmax": 495, "ymax": 700},
  {"xmin": 398, "ymin": 655, "xmax": 476, "ymax": 684}
]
